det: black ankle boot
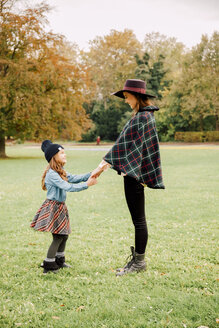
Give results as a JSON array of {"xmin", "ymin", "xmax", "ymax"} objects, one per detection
[
  {"xmin": 55, "ymin": 256, "xmax": 72, "ymax": 268},
  {"xmin": 43, "ymin": 260, "xmax": 60, "ymax": 274}
]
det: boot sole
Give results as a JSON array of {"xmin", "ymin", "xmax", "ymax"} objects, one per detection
[
  {"xmin": 61, "ymin": 263, "xmax": 72, "ymax": 268},
  {"xmin": 116, "ymin": 267, "xmax": 146, "ymax": 276},
  {"xmin": 43, "ymin": 269, "xmax": 59, "ymax": 274}
]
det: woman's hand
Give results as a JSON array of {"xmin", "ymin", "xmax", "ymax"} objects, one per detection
[
  {"xmin": 87, "ymin": 176, "xmax": 98, "ymax": 186},
  {"xmin": 91, "ymin": 166, "xmax": 103, "ymax": 178},
  {"xmin": 91, "ymin": 160, "xmax": 111, "ymax": 178}
]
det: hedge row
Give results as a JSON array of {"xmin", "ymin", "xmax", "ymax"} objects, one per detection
[{"xmin": 174, "ymin": 131, "xmax": 219, "ymax": 142}]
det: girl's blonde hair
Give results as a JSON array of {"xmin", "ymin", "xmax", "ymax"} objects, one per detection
[{"xmin": 42, "ymin": 155, "xmax": 68, "ymax": 190}]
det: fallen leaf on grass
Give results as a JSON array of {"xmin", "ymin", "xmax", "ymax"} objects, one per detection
[
  {"xmin": 216, "ymin": 318, "xmax": 219, "ymax": 323},
  {"xmin": 76, "ymin": 305, "xmax": 85, "ymax": 312},
  {"xmin": 60, "ymin": 304, "xmax": 65, "ymax": 307},
  {"xmin": 15, "ymin": 324, "xmax": 22, "ymax": 327},
  {"xmin": 160, "ymin": 272, "xmax": 166, "ymax": 275},
  {"xmin": 28, "ymin": 243, "xmax": 37, "ymax": 246},
  {"xmin": 52, "ymin": 316, "xmax": 60, "ymax": 320}
]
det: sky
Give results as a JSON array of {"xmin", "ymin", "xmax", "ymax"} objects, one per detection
[{"xmin": 27, "ymin": 0, "xmax": 219, "ymax": 50}]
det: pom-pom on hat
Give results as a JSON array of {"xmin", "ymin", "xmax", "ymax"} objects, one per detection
[{"xmin": 41, "ymin": 140, "xmax": 64, "ymax": 163}]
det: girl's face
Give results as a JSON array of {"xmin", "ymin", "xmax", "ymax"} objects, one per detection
[
  {"xmin": 55, "ymin": 149, "xmax": 67, "ymax": 165},
  {"xmin": 123, "ymin": 92, "xmax": 138, "ymax": 110}
]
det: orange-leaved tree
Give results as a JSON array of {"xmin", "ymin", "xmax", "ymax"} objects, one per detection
[
  {"xmin": 82, "ymin": 29, "xmax": 142, "ymax": 108},
  {"xmin": 0, "ymin": 0, "xmax": 91, "ymax": 157}
]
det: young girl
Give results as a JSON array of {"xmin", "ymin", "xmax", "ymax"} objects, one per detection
[{"xmin": 30, "ymin": 140, "xmax": 97, "ymax": 274}]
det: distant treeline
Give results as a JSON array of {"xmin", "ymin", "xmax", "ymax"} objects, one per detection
[{"xmin": 0, "ymin": 0, "xmax": 218, "ymax": 156}]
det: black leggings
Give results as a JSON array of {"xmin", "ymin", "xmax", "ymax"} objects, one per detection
[
  {"xmin": 47, "ymin": 234, "xmax": 69, "ymax": 258},
  {"xmin": 124, "ymin": 175, "xmax": 148, "ymax": 254}
]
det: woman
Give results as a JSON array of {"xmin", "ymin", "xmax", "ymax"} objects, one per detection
[{"xmin": 92, "ymin": 79, "xmax": 165, "ymax": 276}]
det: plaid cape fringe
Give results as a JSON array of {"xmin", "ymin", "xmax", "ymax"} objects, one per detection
[
  {"xmin": 30, "ymin": 199, "xmax": 71, "ymax": 234},
  {"xmin": 104, "ymin": 107, "xmax": 165, "ymax": 189}
]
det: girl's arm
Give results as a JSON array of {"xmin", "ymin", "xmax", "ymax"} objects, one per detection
[
  {"xmin": 66, "ymin": 172, "xmax": 91, "ymax": 183},
  {"xmin": 47, "ymin": 170, "xmax": 89, "ymax": 192}
]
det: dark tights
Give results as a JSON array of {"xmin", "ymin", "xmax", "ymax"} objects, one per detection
[
  {"xmin": 124, "ymin": 175, "xmax": 148, "ymax": 254},
  {"xmin": 47, "ymin": 234, "xmax": 68, "ymax": 258}
]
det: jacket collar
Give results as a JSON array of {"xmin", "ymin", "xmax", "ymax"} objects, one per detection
[{"xmin": 139, "ymin": 106, "xmax": 159, "ymax": 112}]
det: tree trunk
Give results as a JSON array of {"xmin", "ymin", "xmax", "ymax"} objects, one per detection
[
  {"xmin": 200, "ymin": 115, "xmax": 204, "ymax": 131},
  {"xmin": 215, "ymin": 113, "xmax": 219, "ymax": 131},
  {"xmin": 104, "ymin": 98, "xmax": 107, "ymax": 110},
  {"xmin": 0, "ymin": 132, "xmax": 6, "ymax": 158}
]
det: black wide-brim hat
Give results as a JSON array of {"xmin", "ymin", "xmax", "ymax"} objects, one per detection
[{"xmin": 112, "ymin": 79, "xmax": 156, "ymax": 99}]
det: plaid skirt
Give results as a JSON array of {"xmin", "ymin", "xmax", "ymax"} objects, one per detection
[{"xmin": 30, "ymin": 199, "xmax": 71, "ymax": 234}]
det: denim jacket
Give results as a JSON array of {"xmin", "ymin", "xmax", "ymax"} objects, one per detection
[{"xmin": 45, "ymin": 169, "xmax": 91, "ymax": 202}]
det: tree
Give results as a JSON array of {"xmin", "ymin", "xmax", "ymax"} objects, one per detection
[
  {"xmin": 81, "ymin": 29, "xmax": 142, "ymax": 141},
  {"xmin": 0, "ymin": 0, "xmax": 91, "ymax": 157},
  {"xmin": 82, "ymin": 29, "xmax": 142, "ymax": 107},
  {"xmin": 135, "ymin": 52, "xmax": 170, "ymax": 99},
  {"xmin": 180, "ymin": 32, "xmax": 219, "ymax": 131},
  {"xmin": 143, "ymin": 32, "xmax": 185, "ymax": 81},
  {"xmin": 156, "ymin": 32, "xmax": 219, "ymax": 139},
  {"xmin": 82, "ymin": 97, "xmax": 130, "ymax": 141}
]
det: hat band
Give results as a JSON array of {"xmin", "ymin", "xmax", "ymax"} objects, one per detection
[{"xmin": 123, "ymin": 86, "xmax": 146, "ymax": 94}]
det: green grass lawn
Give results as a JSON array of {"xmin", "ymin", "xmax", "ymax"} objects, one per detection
[{"xmin": 0, "ymin": 144, "xmax": 218, "ymax": 328}]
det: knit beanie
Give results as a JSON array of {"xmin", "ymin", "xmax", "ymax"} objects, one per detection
[{"xmin": 41, "ymin": 140, "xmax": 64, "ymax": 163}]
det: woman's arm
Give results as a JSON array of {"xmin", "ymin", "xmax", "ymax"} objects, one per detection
[{"xmin": 91, "ymin": 160, "xmax": 111, "ymax": 178}]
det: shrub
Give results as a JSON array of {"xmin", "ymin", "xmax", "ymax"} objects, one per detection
[
  {"xmin": 174, "ymin": 131, "xmax": 219, "ymax": 142},
  {"xmin": 205, "ymin": 131, "xmax": 219, "ymax": 142}
]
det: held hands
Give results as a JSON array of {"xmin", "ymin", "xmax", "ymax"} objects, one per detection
[
  {"xmin": 91, "ymin": 160, "xmax": 111, "ymax": 178},
  {"xmin": 88, "ymin": 160, "xmax": 110, "ymax": 186},
  {"xmin": 91, "ymin": 166, "xmax": 104, "ymax": 178}
]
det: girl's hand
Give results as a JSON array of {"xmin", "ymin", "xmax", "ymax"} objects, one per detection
[{"xmin": 87, "ymin": 176, "xmax": 98, "ymax": 186}]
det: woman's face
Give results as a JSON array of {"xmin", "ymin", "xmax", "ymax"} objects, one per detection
[
  {"xmin": 55, "ymin": 149, "xmax": 67, "ymax": 165},
  {"xmin": 123, "ymin": 92, "xmax": 138, "ymax": 110}
]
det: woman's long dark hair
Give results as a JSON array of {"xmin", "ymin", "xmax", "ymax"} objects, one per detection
[
  {"xmin": 135, "ymin": 94, "xmax": 153, "ymax": 110},
  {"xmin": 129, "ymin": 92, "xmax": 154, "ymax": 115}
]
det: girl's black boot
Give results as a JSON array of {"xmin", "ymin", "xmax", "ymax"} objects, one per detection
[
  {"xmin": 43, "ymin": 260, "xmax": 60, "ymax": 274},
  {"xmin": 55, "ymin": 256, "xmax": 72, "ymax": 268}
]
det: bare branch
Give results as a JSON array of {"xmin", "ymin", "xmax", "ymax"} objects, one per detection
[{"xmin": 0, "ymin": 0, "xmax": 18, "ymax": 13}]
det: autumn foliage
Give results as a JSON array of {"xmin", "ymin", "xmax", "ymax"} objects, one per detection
[
  {"xmin": 0, "ymin": 0, "xmax": 218, "ymax": 157},
  {"xmin": 0, "ymin": 0, "xmax": 91, "ymax": 157}
]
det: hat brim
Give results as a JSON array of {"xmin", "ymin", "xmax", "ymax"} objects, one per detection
[{"xmin": 112, "ymin": 90, "xmax": 156, "ymax": 99}]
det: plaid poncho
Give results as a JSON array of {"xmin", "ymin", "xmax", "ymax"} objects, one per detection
[{"xmin": 104, "ymin": 106, "xmax": 165, "ymax": 189}]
